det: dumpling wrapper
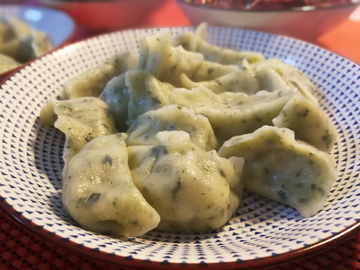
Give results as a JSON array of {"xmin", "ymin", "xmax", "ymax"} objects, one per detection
[
  {"xmin": 53, "ymin": 97, "xmax": 117, "ymax": 170},
  {"xmin": 39, "ymin": 98, "xmax": 57, "ymax": 126},
  {"xmin": 180, "ymin": 59, "xmax": 260, "ymax": 95},
  {"xmin": 128, "ymin": 131, "xmax": 244, "ymax": 233},
  {"xmin": 191, "ymin": 59, "xmax": 239, "ymax": 82},
  {"xmin": 126, "ymin": 104, "xmax": 218, "ymax": 150},
  {"xmin": 273, "ymin": 95, "xmax": 337, "ymax": 153},
  {"xmin": 99, "ymin": 73, "xmax": 129, "ymax": 132},
  {"xmin": 63, "ymin": 133, "xmax": 160, "ymax": 237},
  {"xmin": 126, "ymin": 70, "xmax": 175, "ymax": 121},
  {"xmin": 172, "ymin": 23, "xmax": 263, "ymax": 65},
  {"xmin": 60, "ymin": 52, "xmax": 137, "ymax": 99},
  {"xmin": 218, "ymin": 126, "xmax": 337, "ymax": 218},
  {"xmin": 169, "ymin": 86, "xmax": 297, "ymax": 144}
]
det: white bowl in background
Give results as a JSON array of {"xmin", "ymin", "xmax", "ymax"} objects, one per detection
[
  {"xmin": 35, "ymin": 0, "xmax": 165, "ymax": 32},
  {"xmin": 177, "ymin": 0, "xmax": 360, "ymax": 41}
]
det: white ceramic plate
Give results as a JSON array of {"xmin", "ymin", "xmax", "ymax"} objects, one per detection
[
  {"xmin": 0, "ymin": 5, "xmax": 75, "ymax": 80},
  {"xmin": 0, "ymin": 27, "xmax": 359, "ymax": 269}
]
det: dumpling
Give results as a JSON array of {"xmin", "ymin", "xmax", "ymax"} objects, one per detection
[
  {"xmin": 128, "ymin": 131, "xmax": 244, "ymax": 233},
  {"xmin": 0, "ymin": 31, "xmax": 52, "ymax": 63},
  {"xmin": 2, "ymin": 17, "xmax": 32, "ymax": 40},
  {"xmin": 62, "ymin": 133, "xmax": 160, "ymax": 237},
  {"xmin": 137, "ymin": 29, "xmax": 238, "ymax": 86},
  {"xmin": 273, "ymin": 95, "xmax": 337, "ymax": 153},
  {"xmin": 256, "ymin": 59, "xmax": 318, "ymax": 104},
  {"xmin": 60, "ymin": 52, "xmax": 137, "ymax": 99},
  {"xmin": 255, "ymin": 64, "xmax": 294, "ymax": 92},
  {"xmin": 180, "ymin": 59, "xmax": 260, "ymax": 95},
  {"xmin": 99, "ymin": 73, "xmax": 129, "ymax": 132},
  {"xmin": 53, "ymin": 97, "xmax": 117, "ymax": 169},
  {"xmin": 0, "ymin": 17, "xmax": 32, "ymax": 45},
  {"xmin": 126, "ymin": 105, "xmax": 218, "ymax": 150},
  {"xmin": 126, "ymin": 70, "xmax": 175, "ymax": 121},
  {"xmin": 218, "ymin": 126, "xmax": 337, "ymax": 218},
  {"xmin": 31, "ymin": 31, "xmax": 52, "ymax": 57},
  {"xmin": 0, "ymin": 17, "xmax": 51, "ymax": 64},
  {"xmin": 172, "ymin": 23, "xmax": 263, "ymax": 65},
  {"xmin": 0, "ymin": 53, "xmax": 20, "ymax": 73},
  {"xmin": 137, "ymin": 29, "xmax": 204, "ymax": 87},
  {"xmin": 40, "ymin": 98, "xmax": 57, "ymax": 126},
  {"xmin": 169, "ymin": 86, "xmax": 297, "ymax": 144}
]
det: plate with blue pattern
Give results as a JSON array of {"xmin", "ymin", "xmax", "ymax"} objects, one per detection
[
  {"xmin": 0, "ymin": 5, "xmax": 75, "ymax": 80},
  {"xmin": 0, "ymin": 26, "xmax": 359, "ymax": 269}
]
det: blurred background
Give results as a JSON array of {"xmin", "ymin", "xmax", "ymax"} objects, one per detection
[{"xmin": 0, "ymin": 0, "xmax": 359, "ymax": 62}]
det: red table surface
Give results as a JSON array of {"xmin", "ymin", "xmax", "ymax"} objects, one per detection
[{"xmin": 2, "ymin": 0, "xmax": 360, "ymax": 269}]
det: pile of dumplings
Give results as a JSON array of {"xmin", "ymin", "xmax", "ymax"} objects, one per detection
[
  {"xmin": 40, "ymin": 24, "xmax": 337, "ymax": 237},
  {"xmin": 0, "ymin": 17, "xmax": 52, "ymax": 73}
]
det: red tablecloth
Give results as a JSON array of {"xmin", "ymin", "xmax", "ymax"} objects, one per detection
[{"xmin": 1, "ymin": 0, "xmax": 360, "ymax": 269}]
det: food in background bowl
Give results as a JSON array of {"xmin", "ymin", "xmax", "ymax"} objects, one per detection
[
  {"xmin": 177, "ymin": 0, "xmax": 360, "ymax": 40},
  {"xmin": 0, "ymin": 16, "xmax": 52, "ymax": 73},
  {"xmin": 0, "ymin": 5, "xmax": 75, "ymax": 80}
]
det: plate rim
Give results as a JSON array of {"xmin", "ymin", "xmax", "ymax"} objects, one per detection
[
  {"xmin": 0, "ymin": 25, "xmax": 359, "ymax": 269},
  {"xmin": 2, "ymin": 197, "xmax": 360, "ymax": 269}
]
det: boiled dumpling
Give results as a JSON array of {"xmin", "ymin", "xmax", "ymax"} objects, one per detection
[
  {"xmin": 169, "ymin": 86, "xmax": 297, "ymax": 144},
  {"xmin": 0, "ymin": 30, "xmax": 52, "ymax": 63},
  {"xmin": 39, "ymin": 98, "xmax": 57, "ymax": 126},
  {"xmin": 61, "ymin": 52, "xmax": 137, "ymax": 99},
  {"xmin": 0, "ymin": 16, "xmax": 32, "ymax": 45},
  {"xmin": 126, "ymin": 70, "xmax": 175, "ymax": 121},
  {"xmin": 273, "ymin": 95, "xmax": 337, "ymax": 153},
  {"xmin": 62, "ymin": 133, "xmax": 160, "ymax": 237},
  {"xmin": 256, "ymin": 64, "xmax": 294, "ymax": 92},
  {"xmin": 1, "ymin": 17, "xmax": 31, "ymax": 40},
  {"xmin": 31, "ymin": 31, "xmax": 52, "ymax": 57},
  {"xmin": 256, "ymin": 59, "xmax": 318, "ymax": 104},
  {"xmin": 0, "ymin": 20, "xmax": 11, "ymax": 45},
  {"xmin": 172, "ymin": 23, "xmax": 263, "ymax": 65},
  {"xmin": 0, "ymin": 17, "xmax": 52, "ymax": 65},
  {"xmin": 53, "ymin": 97, "xmax": 117, "ymax": 169},
  {"xmin": 137, "ymin": 29, "xmax": 204, "ymax": 87},
  {"xmin": 128, "ymin": 131, "xmax": 244, "ymax": 233},
  {"xmin": 126, "ymin": 105, "xmax": 218, "ymax": 150},
  {"xmin": 0, "ymin": 53, "xmax": 20, "ymax": 73},
  {"xmin": 218, "ymin": 126, "xmax": 337, "ymax": 218},
  {"xmin": 137, "ymin": 29, "xmax": 238, "ymax": 86},
  {"xmin": 180, "ymin": 59, "xmax": 260, "ymax": 95},
  {"xmin": 99, "ymin": 73, "xmax": 129, "ymax": 132}
]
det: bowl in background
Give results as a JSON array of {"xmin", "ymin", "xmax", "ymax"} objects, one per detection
[
  {"xmin": 0, "ymin": 5, "xmax": 75, "ymax": 80},
  {"xmin": 35, "ymin": 0, "xmax": 165, "ymax": 32},
  {"xmin": 177, "ymin": 0, "xmax": 360, "ymax": 41}
]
